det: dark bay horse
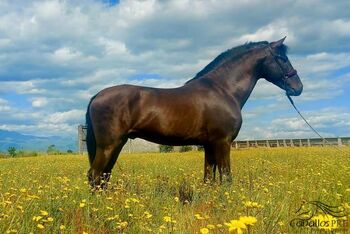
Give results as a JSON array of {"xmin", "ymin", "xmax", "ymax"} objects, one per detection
[{"xmin": 86, "ymin": 37, "xmax": 303, "ymax": 188}]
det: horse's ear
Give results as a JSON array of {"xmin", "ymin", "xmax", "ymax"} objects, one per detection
[{"xmin": 270, "ymin": 36, "xmax": 286, "ymax": 48}]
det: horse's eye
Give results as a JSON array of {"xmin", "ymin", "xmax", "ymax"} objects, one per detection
[{"xmin": 276, "ymin": 55, "xmax": 288, "ymax": 62}]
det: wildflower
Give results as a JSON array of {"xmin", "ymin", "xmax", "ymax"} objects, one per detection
[
  {"xmin": 79, "ymin": 203, "xmax": 85, "ymax": 208},
  {"xmin": 120, "ymin": 221, "xmax": 128, "ymax": 228},
  {"xmin": 239, "ymin": 216, "xmax": 257, "ymax": 226},
  {"xmin": 224, "ymin": 220, "xmax": 246, "ymax": 234},
  {"xmin": 163, "ymin": 216, "xmax": 172, "ymax": 223},
  {"xmin": 37, "ymin": 224, "xmax": 44, "ymax": 229},
  {"xmin": 207, "ymin": 224, "xmax": 215, "ymax": 229},
  {"xmin": 47, "ymin": 217, "xmax": 54, "ymax": 222},
  {"xmin": 59, "ymin": 225, "xmax": 66, "ymax": 230},
  {"xmin": 40, "ymin": 210, "xmax": 48, "ymax": 216},
  {"xmin": 5, "ymin": 229, "xmax": 18, "ymax": 233},
  {"xmin": 195, "ymin": 214, "xmax": 204, "ymax": 220},
  {"xmin": 243, "ymin": 201, "xmax": 263, "ymax": 208},
  {"xmin": 144, "ymin": 211, "xmax": 153, "ymax": 219},
  {"xmin": 32, "ymin": 216, "xmax": 42, "ymax": 221},
  {"xmin": 20, "ymin": 188, "xmax": 27, "ymax": 193},
  {"xmin": 200, "ymin": 227, "xmax": 209, "ymax": 234}
]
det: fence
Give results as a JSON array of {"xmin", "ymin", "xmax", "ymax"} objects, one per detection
[{"xmin": 232, "ymin": 137, "xmax": 350, "ymax": 149}]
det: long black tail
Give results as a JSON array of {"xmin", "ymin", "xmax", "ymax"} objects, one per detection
[{"xmin": 86, "ymin": 95, "xmax": 97, "ymax": 165}]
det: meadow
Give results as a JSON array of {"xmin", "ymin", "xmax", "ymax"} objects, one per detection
[{"xmin": 0, "ymin": 147, "xmax": 349, "ymax": 233}]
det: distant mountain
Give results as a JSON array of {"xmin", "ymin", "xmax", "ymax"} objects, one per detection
[{"xmin": 0, "ymin": 129, "xmax": 76, "ymax": 152}]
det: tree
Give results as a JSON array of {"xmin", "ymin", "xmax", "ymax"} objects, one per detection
[
  {"xmin": 180, "ymin": 146, "xmax": 192, "ymax": 152},
  {"xmin": 47, "ymin": 144, "xmax": 59, "ymax": 155},
  {"xmin": 159, "ymin": 145, "xmax": 173, "ymax": 153},
  {"xmin": 7, "ymin": 146, "xmax": 17, "ymax": 157}
]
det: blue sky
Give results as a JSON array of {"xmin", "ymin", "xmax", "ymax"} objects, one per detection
[{"xmin": 0, "ymin": 0, "xmax": 349, "ymax": 141}]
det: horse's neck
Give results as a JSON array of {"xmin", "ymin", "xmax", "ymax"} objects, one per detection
[{"xmin": 206, "ymin": 55, "xmax": 260, "ymax": 109}]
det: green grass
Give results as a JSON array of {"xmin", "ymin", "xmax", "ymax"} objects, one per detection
[{"xmin": 0, "ymin": 147, "xmax": 349, "ymax": 233}]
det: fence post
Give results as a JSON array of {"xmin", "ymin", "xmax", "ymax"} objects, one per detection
[
  {"xmin": 299, "ymin": 139, "xmax": 302, "ymax": 147},
  {"xmin": 246, "ymin": 141, "xmax": 249, "ymax": 148},
  {"xmin": 235, "ymin": 141, "xmax": 238, "ymax": 149},
  {"xmin": 283, "ymin": 139, "xmax": 286, "ymax": 147},
  {"xmin": 290, "ymin": 139, "xmax": 294, "ymax": 147},
  {"xmin": 307, "ymin": 139, "xmax": 311, "ymax": 147},
  {"xmin": 266, "ymin": 140, "xmax": 270, "ymax": 148},
  {"xmin": 337, "ymin": 138, "xmax": 342, "ymax": 146},
  {"xmin": 78, "ymin": 125, "xmax": 83, "ymax": 155}
]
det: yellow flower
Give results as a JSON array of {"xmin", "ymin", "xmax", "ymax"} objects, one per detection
[
  {"xmin": 144, "ymin": 211, "xmax": 153, "ymax": 219},
  {"xmin": 79, "ymin": 203, "xmax": 85, "ymax": 208},
  {"xmin": 195, "ymin": 214, "xmax": 204, "ymax": 220},
  {"xmin": 163, "ymin": 216, "xmax": 172, "ymax": 223},
  {"xmin": 200, "ymin": 227, "xmax": 209, "ymax": 234},
  {"xmin": 224, "ymin": 220, "xmax": 246, "ymax": 234},
  {"xmin": 47, "ymin": 217, "xmax": 54, "ymax": 222},
  {"xmin": 120, "ymin": 221, "xmax": 128, "ymax": 228},
  {"xmin": 32, "ymin": 216, "xmax": 42, "ymax": 221},
  {"xmin": 239, "ymin": 216, "xmax": 257, "ymax": 226},
  {"xmin": 207, "ymin": 224, "xmax": 215, "ymax": 229},
  {"xmin": 243, "ymin": 201, "xmax": 263, "ymax": 208},
  {"xmin": 37, "ymin": 224, "xmax": 44, "ymax": 229},
  {"xmin": 40, "ymin": 210, "xmax": 48, "ymax": 216},
  {"xmin": 20, "ymin": 188, "xmax": 27, "ymax": 193},
  {"xmin": 59, "ymin": 225, "xmax": 66, "ymax": 230}
]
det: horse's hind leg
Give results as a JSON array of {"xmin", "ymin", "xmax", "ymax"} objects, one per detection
[
  {"xmin": 204, "ymin": 140, "xmax": 232, "ymax": 183},
  {"xmin": 102, "ymin": 137, "xmax": 127, "ymax": 183},
  {"xmin": 88, "ymin": 137, "xmax": 127, "ymax": 189},
  {"xmin": 213, "ymin": 140, "xmax": 232, "ymax": 183},
  {"xmin": 203, "ymin": 144, "xmax": 217, "ymax": 183}
]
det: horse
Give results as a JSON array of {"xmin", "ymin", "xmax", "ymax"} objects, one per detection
[{"xmin": 86, "ymin": 37, "xmax": 303, "ymax": 188}]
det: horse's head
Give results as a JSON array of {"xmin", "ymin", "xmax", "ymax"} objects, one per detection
[{"xmin": 260, "ymin": 37, "xmax": 303, "ymax": 96}]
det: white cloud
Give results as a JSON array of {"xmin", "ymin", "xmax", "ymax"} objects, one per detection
[
  {"xmin": 51, "ymin": 47, "xmax": 82, "ymax": 62},
  {"xmin": 46, "ymin": 109, "xmax": 85, "ymax": 124},
  {"xmin": 238, "ymin": 108, "xmax": 350, "ymax": 140},
  {"xmin": 31, "ymin": 97, "xmax": 48, "ymax": 107},
  {"xmin": 0, "ymin": 0, "xmax": 349, "ymax": 141}
]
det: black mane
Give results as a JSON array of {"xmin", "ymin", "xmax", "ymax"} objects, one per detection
[{"xmin": 187, "ymin": 41, "xmax": 278, "ymax": 84}]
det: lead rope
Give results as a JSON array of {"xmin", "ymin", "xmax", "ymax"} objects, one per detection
[{"xmin": 286, "ymin": 95, "xmax": 348, "ymax": 155}]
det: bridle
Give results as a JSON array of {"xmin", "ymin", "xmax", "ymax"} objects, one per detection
[{"xmin": 267, "ymin": 46, "xmax": 298, "ymax": 88}]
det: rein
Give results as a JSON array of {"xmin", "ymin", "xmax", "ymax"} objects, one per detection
[{"xmin": 286, "ymin": 95, "xmax": 348, "ymax": 154}]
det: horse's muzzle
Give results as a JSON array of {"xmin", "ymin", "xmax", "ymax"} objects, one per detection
[{"xmin": 286, "ymin": 75, "xmax": 303, "ymax": 96}]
